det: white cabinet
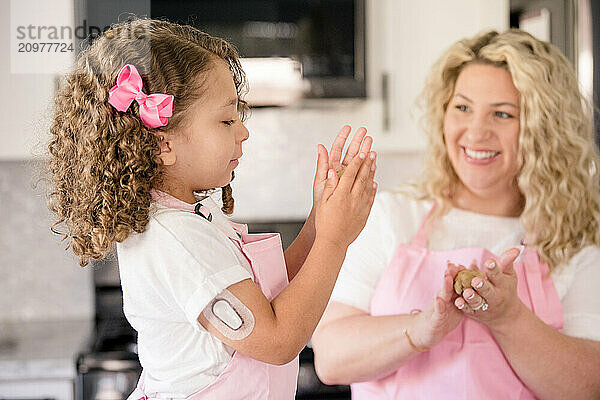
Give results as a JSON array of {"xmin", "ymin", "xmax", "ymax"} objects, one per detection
[{"xmin": 365, "ymin": 0, "xmax": 509, "ymax": 152}]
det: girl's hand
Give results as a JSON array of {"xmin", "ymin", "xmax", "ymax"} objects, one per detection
[
  {"xmin": 408, "ymin": 263, "xmax": 464, "ymax": 349},
  {"xmin": 454, "ymin": 248, "xmax": 527, "ymax": 331},
  {"xmin": 314, "ymin": 142, "xmax": 377, "ymax": 249},
  {"xmin": 312, "ymin": 126, "xmax": 373, "ymax": 208}
]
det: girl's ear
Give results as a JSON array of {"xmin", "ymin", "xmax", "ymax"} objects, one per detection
[{"xmin": 157, "ymin": 135, "xmax": 177, "ymax": 166}]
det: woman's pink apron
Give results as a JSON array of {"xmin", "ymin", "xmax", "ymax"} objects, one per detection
[
  {"xmin": 351, "ymin": 206, "xmax": 563, "ymax": 400},
  {"xmin": 127, "ymin": 191, "xmax": 299, "ymax": 399}
]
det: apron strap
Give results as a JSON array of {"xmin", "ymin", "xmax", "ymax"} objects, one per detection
[{"xmin": 411, "ymin": 202, "xmax": 437, "ymax": 248}]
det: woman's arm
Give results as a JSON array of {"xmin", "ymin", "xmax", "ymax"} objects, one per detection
[
  {"xmin": 313, "ymin": 266, "xmax": 462, "ymax": 384},
  {"xmin": 490, "ymin": 304, "xmax": 600, "ymax": 400},
  {"xmin": 312, "ymin": 302, "xmax": 421, "ymax": 384}
]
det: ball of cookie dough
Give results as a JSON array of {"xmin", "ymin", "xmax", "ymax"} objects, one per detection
[{"xmin": 453, "ymin": 269, "xmax": 485, "ymax": 295}]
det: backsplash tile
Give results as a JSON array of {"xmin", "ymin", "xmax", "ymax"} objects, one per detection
[{"xmin": 231, "ymin": 107, "xmax": 424, "ymax": 221}]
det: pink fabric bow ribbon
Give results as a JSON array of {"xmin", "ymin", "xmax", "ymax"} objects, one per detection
[{"xmin": 108, "ymin": 64, "xmax": 174, "ymax": 129}]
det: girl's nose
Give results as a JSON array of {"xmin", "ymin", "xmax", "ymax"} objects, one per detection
[{"xmin": 238, "ymin": 123, "xmax": 249, "ymax": 142}]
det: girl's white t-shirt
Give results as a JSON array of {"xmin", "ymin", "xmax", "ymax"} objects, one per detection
[
  {"xmin": 116, "ymin": 194, "xmax": 253, "ymax": 397},
  {"xmin": 331, "ymin": 190, "xmax": 600, "ymax": 341}
]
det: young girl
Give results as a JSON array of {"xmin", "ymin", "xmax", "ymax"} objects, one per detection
[{"xmin": 47, "ymin": 18, "xmax": 377, "ymax": 399}]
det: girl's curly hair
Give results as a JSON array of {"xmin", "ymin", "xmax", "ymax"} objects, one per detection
[
  {"xmin": 408, "ymin": 29, "xmax": 600, "ymax": 271},
  {"xmin": 47, "ymin": 17, "xmax": 249, "ymax": 267}
]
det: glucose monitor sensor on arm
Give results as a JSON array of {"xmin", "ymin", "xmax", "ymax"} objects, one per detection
[{"xmin": 202, "ymin": 289, "xmax": 255, "ymax": 340}]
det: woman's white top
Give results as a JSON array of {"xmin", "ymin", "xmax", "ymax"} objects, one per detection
[
  {"xmin": 116, "ymin": 194, "xmax": 253, "ymax": 397},
  {"xmin": 331, "ymin": 190, "xmax": 600, "ymax": 341}
]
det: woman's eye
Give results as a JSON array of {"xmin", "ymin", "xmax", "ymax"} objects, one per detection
[
  {"xmin": 455, "ymin": 105, "xmax": 469, "ymax": 112},
  {"xmin": 222, "ymin": 120, "xmax": 236, "ymax": 126},
  {"xmin": 495, "ymin": 111, "xmax": 513, "ymax": 119}
]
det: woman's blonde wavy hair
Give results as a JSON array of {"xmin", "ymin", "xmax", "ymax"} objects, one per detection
[
  {"xmin": 411, "ymin": 29, "xmax": 600, "ymax": 271},
  {"xmin": 47, "ymin": 17, "xmax": 249, "ymax": 267}
]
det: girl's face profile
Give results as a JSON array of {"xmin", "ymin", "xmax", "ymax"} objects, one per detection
[
  {"xmin": 160, "ymin": 60, "xmax": 249, "ymax": 202},
  {"xmin": 443, "ymin": 63, "xmax": 521, "ymax": 210}
]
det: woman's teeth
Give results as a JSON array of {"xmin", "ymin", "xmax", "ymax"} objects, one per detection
[{"xmin": 464, "ymin": 148, "xmax": 499, "ymax": 160}]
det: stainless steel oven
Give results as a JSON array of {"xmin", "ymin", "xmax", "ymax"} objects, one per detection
[{"xmin": 75, "ymin": 256, "xmax": 141, "ymax": 400}]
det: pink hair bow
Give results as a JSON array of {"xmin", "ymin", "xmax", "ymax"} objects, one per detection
[{"xmin": 108, "ymin": 64, "xmax": 174, "ymax": 129}]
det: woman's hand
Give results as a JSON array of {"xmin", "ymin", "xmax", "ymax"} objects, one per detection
[
  {"xmin": 408, "ymin": 263, "xmax": 464, "ymax": 349},
  {"xmin": 312, "ymin": 125, "xmax": 373, "ymax": 208},
  {"xmin": 454, "ymin": 248, "xmax": 527, "ymax": 331}
]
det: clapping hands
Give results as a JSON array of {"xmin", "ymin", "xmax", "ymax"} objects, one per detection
[
  {"xmin": 311, "ymin": 125, "xmax": 378, "ymax": 249},
  {"xmin": 312, "ymin": 125, "xmax": 374, "ymax": 207}
]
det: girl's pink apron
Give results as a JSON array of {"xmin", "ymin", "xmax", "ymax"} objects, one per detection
[
  {"xmin": 127, "ymin": 191, "xmax": 299, "ymax": 399},
  {"xmin": 351, "ymin": 206, "xmax": 563, "ymax": 400}
]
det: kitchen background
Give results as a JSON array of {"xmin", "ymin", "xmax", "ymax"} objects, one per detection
[{"xmin": 0, "ymin": 0, "xmax": 597, "ymax": 399}]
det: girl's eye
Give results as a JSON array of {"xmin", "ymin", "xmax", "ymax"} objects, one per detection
[
  {"xmin": 455, "ymin": 105, "xmax": 469, "ymax": 112},
  {"xmin": 495, "ymin": 111, "xmax": 513, "ymax": 119},
  {"xmin": 222, "ymin": 120, "xmax": 236, "ymax": 126}
]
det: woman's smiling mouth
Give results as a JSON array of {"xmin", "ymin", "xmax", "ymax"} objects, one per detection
[{"xmin": 462, "ymin": 146, "xmax": 500, "ymax": 164}]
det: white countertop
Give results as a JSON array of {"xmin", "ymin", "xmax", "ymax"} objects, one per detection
[{"xmin": 0, "ymin": 319, "xmax": 94, "ymax": 380}]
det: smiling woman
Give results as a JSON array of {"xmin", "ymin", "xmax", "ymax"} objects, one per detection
[
  {"xmin": 312, "ymin": 29, "xmax": 600, "ymax": 400},
  {"xmin": 417, "ymin": 30, "xmax": 600, "ymax": 269},
  {"xmin": 443, "ymin": 63, "xmax": 522, "ymax": 217}
]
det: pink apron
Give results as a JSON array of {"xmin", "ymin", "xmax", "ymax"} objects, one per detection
[
  {"xmin": 351, "ymin": 205, "xmax": 563, "ymax": 400},
  {"xmin": 127, "ymin": 190, "xmax": 299, "ymax": 399}
]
